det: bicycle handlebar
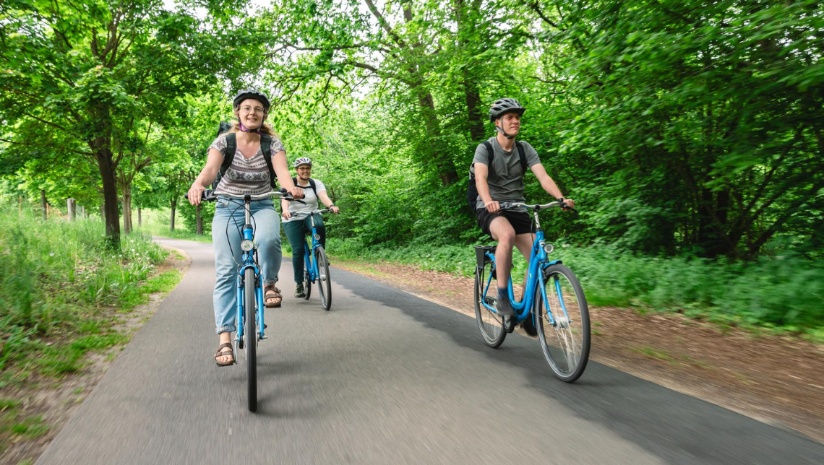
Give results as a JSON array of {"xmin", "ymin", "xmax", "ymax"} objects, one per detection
[
  {"xmin": 186, "ymin": 189, "xmax": 293, "ymax": 203},
  {"xmin": 500, "ymin": 200, "xmax": 577, "ymax": 213},
  {"xmin": 288, "ymin": 208, "xmax": 330, "ymax": 218}
]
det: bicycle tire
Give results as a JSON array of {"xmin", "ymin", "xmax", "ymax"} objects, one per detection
[
  {"xmin": 303, "ymin": 268, "xmax": 312, "ymax": 300},
  {"xmin": 474, "ymin": 258, "xmax": 506, "ymax": 348},
  {"xmin": 315, "ymin": 246, "xmax": 332, "ymax": 311},
  {"xmin": 535, "ymin": 264, "xmax": 590, "ymax": 382},
  {"xmin": 244, "ymin": 267, "xmax": 258, "ymax": 412}
]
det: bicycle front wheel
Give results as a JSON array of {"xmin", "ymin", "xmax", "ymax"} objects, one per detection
[
  {"xmin": 303, "ymin": 269, "xmax": 312, "ymax": 300},
  {"xmin": 244, "ymin": 267, "xmax": 258, "ymax": 412},
  {"xmin": 315, "ymin": 246, "xmax": 332, "ymax": 311},
  {"xmin": 535, "ymin": 264, "xmax": 590, "ymax": 382},
  {"xmin": 474, "ymin": 257, "xmax": 506, "ymax": 348}
]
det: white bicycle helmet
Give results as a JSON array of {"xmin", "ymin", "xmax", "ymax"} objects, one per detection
[{"xmin": 294, "ymin": 157, "xmax": 313, "ymax": 168}]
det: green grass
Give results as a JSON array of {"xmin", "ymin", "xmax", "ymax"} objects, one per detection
[
  {"xmin": 0, "ymin": 203, "xmax": 184, "ymax": 442},
  {"xmin": 1, "ymin": 398, "xmax": 48, "ymax": 456},
  {"xmin": 327, "ymin": 237, "xmax": 824, "ymax": 342}
]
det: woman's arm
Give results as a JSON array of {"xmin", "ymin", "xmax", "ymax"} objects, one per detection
[
  {"xmin": 187, "ymin": 148, "xmax": 223, "ymax": 206},
  {"xmin": 318, "ymin": 190, "xmax": 339, "ymax": 213}
]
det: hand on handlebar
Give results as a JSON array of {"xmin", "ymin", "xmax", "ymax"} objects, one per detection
[
  {"xmin": 187, "ymin": 183, "xmax": 206, "ymax": 206},
  {"xmin": 484, "ymin": 200, "xmax": 500, "ymax": 213},
  {"xmin": 560, "ymin": 198, "xmax": 575, "ymax": 210},
  {"xmin": 287, "ymin": 185, "xmax": 305, "ymax": 199}
]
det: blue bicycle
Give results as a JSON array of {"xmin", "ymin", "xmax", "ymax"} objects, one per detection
[
  {"xmin": 474, "ymin": 200, "xmax": 590, "ymax": 382},
  {"xmin": 201, "ymin": 190, "xmax": 286, "ymax": 411},
  {"xmin": 294, "ymin": 209, "xmax": 332, "ymax": 311}
]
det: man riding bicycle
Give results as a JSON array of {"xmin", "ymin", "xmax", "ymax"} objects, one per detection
[
  {"xmin": 471, "ymin": 98, "xmax": 574, "ymax": 331},
  {"xmin": 281, "ymin": 157, "xmax": 340, "ymax": 298}
]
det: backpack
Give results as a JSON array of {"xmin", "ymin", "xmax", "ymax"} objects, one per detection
[
  {"xmin": 466, "ymin": 140, "xmax": 526, "ymax": 213},
  {"xmin": 292, "ymin": 176, "xmax": 318, "ymax": 198},
  {"xmin": 212, "ymin": 122, "xmax": 277, "ymax": 190}
]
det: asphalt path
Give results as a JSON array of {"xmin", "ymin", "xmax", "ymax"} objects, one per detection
[{"xmin": 36, "ymin": 238, "xmax": 824, "ymax": 465}]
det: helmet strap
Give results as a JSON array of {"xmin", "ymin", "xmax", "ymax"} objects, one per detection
[
  {"xmin": 238, "ymin": 122, "xmax": 261, "ymax": 134},
  {"xmin": 495, "ymin": 124, "xmax": 515, "ymax": 140}
]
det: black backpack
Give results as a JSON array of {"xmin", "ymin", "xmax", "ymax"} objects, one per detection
[
  {"xmin": 292, "ymin": 176, "xmax": 318, "ymax": 197},
  {"xmin": 212, "ymin": 122, "xmax": 277, "ymax": 190},
  {"xmin": 466, "ymin": 140, "xmax": 526, "ymax": 213}
]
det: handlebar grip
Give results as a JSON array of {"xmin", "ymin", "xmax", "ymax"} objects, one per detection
[{"xmin": 182, "ymin": 190, "xmax": 217, "ymax": 202}]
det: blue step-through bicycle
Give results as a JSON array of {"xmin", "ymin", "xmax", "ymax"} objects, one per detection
[
  {"xmin": 199, "ymin": 190, "xmax": 286, "ymax": 412},
  {"xmin": 473, "ymin": 199, "xmax": 590, "ymax": 382},
  {"xmin": 293, "ymin": 209, "xmax": 333, "ymax": 311}
]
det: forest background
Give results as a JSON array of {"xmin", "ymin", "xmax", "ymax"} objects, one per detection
[{"xmin": 1, "ymin": 0, "xmax": 822, "ymax": 338}]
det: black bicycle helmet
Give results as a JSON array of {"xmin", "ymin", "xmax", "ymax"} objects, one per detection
[
  {"xmin": 233, "ymin": 89, "xmax": 270, "ymax": 112},
  {"xmin": 489, "ymin": 98, "xmax": 525, "ymax": 122}
]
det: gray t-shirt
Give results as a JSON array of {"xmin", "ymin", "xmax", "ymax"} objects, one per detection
[
  {"xmin": 209, "ymin": 133, "xmax": 286, "ymax": 196},
  {"xmin": 471, "ymin": 137, "xmax": 540, "ymax": 209},
  {"xmin": 282, "ymin": 178, "xmax": 328, "ymax": 223}
]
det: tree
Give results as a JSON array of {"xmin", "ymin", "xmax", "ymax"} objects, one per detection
[
  {"xmin": 532, "ymin": 0, "xmax": 824, "ymax": 258},
  {"xmin": 0, "ymin": 0, "xmax": 269, "ymax": 249}
]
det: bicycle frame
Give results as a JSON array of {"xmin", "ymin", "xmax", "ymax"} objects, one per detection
[
  {"xmin": 302, "ymin": 211, "xmax": 326, "ymax": 284},
  {"xmin": 478, "ymin": 204, "xmax": 564, "ymax": 326},
  {"xmin": 235, "ymin": 203, "xmax": 265, "ymax": 344},
  {"xmin": 211, "ymin": 192, "xmax": 285, "ymax": 347}
]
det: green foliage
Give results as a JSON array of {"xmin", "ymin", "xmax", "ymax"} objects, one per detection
[
  {"xmin": 331, "ymin": 237, "xmax": 824, "ymax": 339},
  {"xmin": 0, "ymin": 203, "xmax": 174, "ymax": 383}
]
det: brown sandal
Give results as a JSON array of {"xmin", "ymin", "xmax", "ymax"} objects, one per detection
[
  {"xmin": 214, "ymin": 342, "xmax": 235, "ymax": 366},
  {"xmin": 263, "ymin": 284, "xmax": 282, "ymax": 308}
]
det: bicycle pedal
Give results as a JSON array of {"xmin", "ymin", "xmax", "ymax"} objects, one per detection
[{"xmin": 504, "ymin": 317, "xmax": 516, "ymax": 333}]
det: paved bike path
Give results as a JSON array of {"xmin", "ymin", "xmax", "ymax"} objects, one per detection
[{"xmin": 36, "ymin": 238, "xmax": 824, "ymax": 465}]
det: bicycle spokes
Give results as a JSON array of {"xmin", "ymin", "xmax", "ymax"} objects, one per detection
[{"xmin": 536, "ymin": 264, "xmax": 590, "ymax": 382}]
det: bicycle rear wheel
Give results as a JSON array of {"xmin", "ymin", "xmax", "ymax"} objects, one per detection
[
  {"xmin": 244, "ymin": 267, "xmax": 258, "ymax": 412},
  {"xmin": 535, "ymin": 264, "xmax": 590, "ymax": 382},
  {"xmin": 474, "ymin": 255, "xmax": 506, "ymax": 348},
  {"xmin": 315, "ymin": 246, "xmax": 332, "ymax": 311}
]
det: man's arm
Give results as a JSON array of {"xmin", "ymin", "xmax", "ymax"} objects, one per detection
[
  {"xmin": 475, "ymin": 163, "xmax": 501, "ymax": 213},
  {"xmin": 530, "ymin": 164, "xmax": 575, "ymax": 208}
]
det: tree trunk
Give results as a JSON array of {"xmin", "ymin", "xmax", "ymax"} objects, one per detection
[
  {"xmin": 417, "ymin": 90, "xmax": 458, "ymax": 185},
  {"xmin": 40, "ymin": 190, "xmax": 47, "ymax": 220},
  {"xmin": 122, "ymin": 184, "xmax": 133, "ymax": 234},
  {"xmin": 196, "ymin": 203, "xmax": 204, "ymax": 235},
  {"xmin": 138, "ymin": 207, "xmax": 142, "ymax": 227},
  {"xmin": 696, "ymin": 187, "xmax": 732, "ymax": 258},
  {"xmin": 93, "ymin": 141, "xmax": 121, "ymax": 251},
  {"xmin": 170, "ymin": 199, "xmax": 176, "ymax": 232},
  {"xmin": 455, "ymin": 0, "xmax": 485, "ymax": 143},
  {"xmin": 67, "ymin": 198, "xmax": 76, "ymax": 221}
]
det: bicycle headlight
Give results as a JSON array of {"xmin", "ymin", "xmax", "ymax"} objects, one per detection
[
  {"xmin": 543, "ymin": 244, "xmax": 554, "ymax": 255},
  {"xmin": 240, "ymin": 239, "xmax": 255, "ymax": 251}
]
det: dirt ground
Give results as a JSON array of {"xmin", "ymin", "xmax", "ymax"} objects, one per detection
[{"xmin": 2, "ymin": 253, "xmax": 822, "ymax": 464}]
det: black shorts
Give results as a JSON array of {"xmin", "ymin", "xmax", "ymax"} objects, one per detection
[{"xmin": 475, "ymin": 208, "xmax": 534, "ymax": 238}]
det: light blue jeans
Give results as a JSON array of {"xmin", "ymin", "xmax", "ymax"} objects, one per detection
[{"xmin": 212, "ymin": 198, "xmax": 282, "ymax": 334}]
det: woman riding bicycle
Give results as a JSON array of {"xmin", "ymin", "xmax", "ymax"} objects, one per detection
[
  {"xmin": 281, "ymin": 157, "xmax": 340, "ymax": 298},
  {"xmin": 187, "ymin": 89, "xmax": 304, "ymax": 367}
]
